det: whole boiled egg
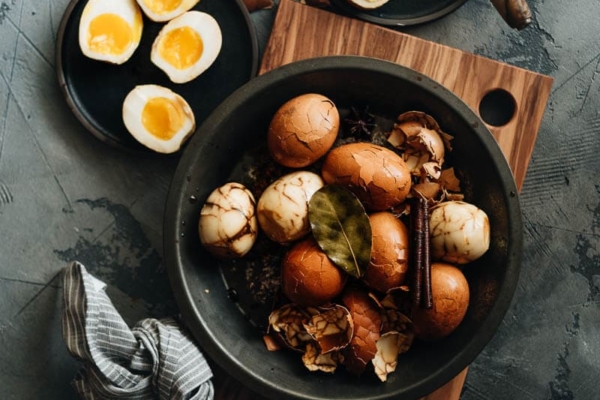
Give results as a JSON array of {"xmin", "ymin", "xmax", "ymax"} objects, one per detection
[
  {"xmin": 122, "ymin": 84, "xmax": 195, "ymax": 153},
  {"xmin": 151, "ymin": 11, "xmax": 222, "ymax": 84},
  {"xmin": 135, "ymin": 0, "xmax": 200, "ymax": 22},
  {"xmin": 78, "ymin": 0, "xmax": 143, "ymax": 65}
]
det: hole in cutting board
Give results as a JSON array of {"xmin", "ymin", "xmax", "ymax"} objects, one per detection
[{"xmin": 479, "ymin": 89, "xmax": 516, "ymax": 127}]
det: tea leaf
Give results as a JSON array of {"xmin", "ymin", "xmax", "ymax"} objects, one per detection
[{"xmin": 308, "ymin": 185, "xmax": 372, "ymax": 278}]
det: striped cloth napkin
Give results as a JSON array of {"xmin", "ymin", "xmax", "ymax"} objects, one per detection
[{"xmin": 61, "ymin": 261, "xmax": 214, "ymax": 400}]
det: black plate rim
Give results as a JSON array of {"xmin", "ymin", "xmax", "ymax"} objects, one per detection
[
  {"xmin": 163, "ymin": 55, "xmax": 523, "ymax": 400},
  {"xmin": 55, "ymin": 0, "xmax": 259, "ymax": 154},
  {"xmin": 330, "ymin": 0, "xmax": 469, "ymax": 27}
]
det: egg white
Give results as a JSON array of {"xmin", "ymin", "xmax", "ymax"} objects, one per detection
[
  {"xmin": 346, "ymin": 0, "xmax": 390, "ymax": 10},
  {"xmin": 150, "ymin": 11, "xmax": 222, "ymax": 84},
  {"xmin": 122, "ymin": 84, "xmax": 196, "ymax": 154},
  {"xmin": 78, "ymin": 0, "xmax": 143, "ymax": 64},
  {"xmin": 135, "ymin": 0, "xmax": 200, "ymax": 22}
]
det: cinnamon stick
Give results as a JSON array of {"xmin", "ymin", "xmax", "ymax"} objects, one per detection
[
  {"xmin": 421, "ymin": 199, "xmax": 433, "ymax": 309},
  {"xmin": 410, "ymin": 197, "xmax": 424, "ymax": 308}
]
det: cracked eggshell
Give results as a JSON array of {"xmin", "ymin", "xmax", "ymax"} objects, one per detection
[
  {"xmin": 281, "ymin": 238, "xmax": 347, "ymax": 307},
  {"xmin": 257, "ymin": 171, "xmax": 324, "ymax": 243},
  {"xmin": 363, "ymin": 212, "xmax": 410, "ymax": 293},
  {"xmin": 268, "ymin": 93, "xmax": 340, "ymax": 168},
  {"xmin": 198, "ymin": 182, "xmax": 258, "ymax": 258},
  {"xmin": 411, "ymin": 262, "xmax": 470, "ymax": 341},
  {"xmin": 321, "ymin": 143, "xmax": 411, "ymax": 211},
  {"xmin": 342, "ymin": 287, "xmax": 382, "ymax": 376},
  {"xmin": 430, "ymin": 201, "xmax": 490, "ymax": 264}
]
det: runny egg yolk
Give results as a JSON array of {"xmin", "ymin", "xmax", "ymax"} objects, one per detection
[
  {"xmin": 157, "ymin": 26, "xmax": 203, "ymax": 70},
  {"xmin": 87, "ymin": 14, "xmax": 133, "ymax": 56},
  {"xmin": 141, "ymin": 97, "xmax": 186, "ymax": 140},
  {"xmin": 142, "ymin": 0, "xmax": 182, "ymax": 13}
]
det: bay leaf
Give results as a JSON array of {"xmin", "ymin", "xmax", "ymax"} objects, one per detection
[{"xmin": 308, "ymin": 185, "xmax": 372, "ymax": 278}]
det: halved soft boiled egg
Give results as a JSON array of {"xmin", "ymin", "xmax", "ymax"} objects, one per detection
[
  {"xmin": 122, "ymin": 85, "xmax": 196, "ymax": 154},
  {"xmin": 135, "ymin": 0, "xmax": 200, "ymax": 22},
  {"xmin": 78, "ymin": 0, "xmax": 143, "ymax": 65},
  {"xmin": 151, "ymin": 11, "xmax": 222, "ymax": 84}
]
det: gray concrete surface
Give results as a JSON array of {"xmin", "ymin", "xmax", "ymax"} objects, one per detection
[{"xmin": 1, "ymin": 0, "xmax": 598, "ymax": 399}]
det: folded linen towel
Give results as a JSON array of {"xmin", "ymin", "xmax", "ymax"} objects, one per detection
[{"xmin": 62, "ymin": 261, "xmax": 214, "ymax": 400}]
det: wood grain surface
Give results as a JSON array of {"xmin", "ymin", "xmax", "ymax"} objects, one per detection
[
  {"xmin": 259, "ymin": 0, "xmax": 554, "ymax": 191},
  {"xmin": 210, "ymin": 1, "xmax": 552, "ymax": 399}
]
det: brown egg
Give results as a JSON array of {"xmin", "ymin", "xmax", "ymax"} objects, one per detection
[
  {"xmin": 412, "ymin": 262, "xmax": 470, "ymax": 341},
  {"xmin": 268, "ymin": 93, "xmax": 340, "ymax": 168},
  {"xmin": 362, "ymin": 212, "xmax": 409, "ymax": 293},
  {"xmin": 281, "ymin": 238, "xmax": 347, "ymax": 306},
  {"xmin": 341, "ymin": 287, "xmax": 382, "ymax": 375},
  {"xmin": 321, "ymin": 143, "xmax": 411, "ymax": 211}
]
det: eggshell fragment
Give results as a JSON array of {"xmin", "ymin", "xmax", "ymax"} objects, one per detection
[
  {"xmin": 268, "ymin": 93, "xmax": 339, "ymax": 168},
  {"xmin": 341, "ymin": 287, "xmax": 382, "ymax": 375},
  {"xmin": 281, "ymin": 238, "xmax": 347, "ymax": 307},
  {"xmin": 321, "ymin": 143, "xmax": 411, "ymax": 211},
  {"xmin": 411, "ymin": 262, "xmax": 470, "ymax": 341},
  {"xmin": 363, "ymin": 212, "xmax": 410, "ymax": 293}
]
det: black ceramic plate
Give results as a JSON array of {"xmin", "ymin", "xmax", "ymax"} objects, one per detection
[
  {"xmin": 330, "ymin": 0, "xmax": 468, "ymax": 26},
  {"xmin": 56, "ymin": 0, "xmax": 258, "ymax": 152}
]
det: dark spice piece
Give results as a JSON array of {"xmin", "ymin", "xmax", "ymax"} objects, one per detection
[{"xmin": 344, "ymin": 106, "xmax": 377, "ymax": 139}]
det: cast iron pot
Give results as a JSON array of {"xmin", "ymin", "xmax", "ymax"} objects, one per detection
[{"xmin": 164, "ymin": 56, "xmax": 522, "ymax": 400}]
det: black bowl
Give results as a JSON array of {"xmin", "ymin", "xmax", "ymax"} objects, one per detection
[{"xmin": 164, "ymin": 56, "xmax": 522, "ymax": 400}]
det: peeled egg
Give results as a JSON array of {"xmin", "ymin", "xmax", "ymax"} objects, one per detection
[
  {"xmin": 151, "ymin": 11, "xmax": 222, "ymax": 84},
  {"xmin": 135, "ymin": 0, "xmax": 200, "ymax": 22},
  {"xmin": 78, "ymin": 0, "xmax": 143, "ymax": 65},
  {"xmin": 429, "ymin": 201, "xmax": 490, "ymax": 264},
  {"xmin": 257, "ymin": 171, "xmax": 324, "ymax": 243},
  {"xmin": 122, "ymin": 84, "xmax": 195, "ymax": 153},
  {"xmin": 199, "ymin": 182, "xmax": 258, "ymax": 259}
]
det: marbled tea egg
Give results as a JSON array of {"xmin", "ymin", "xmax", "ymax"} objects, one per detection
[
  {"xmin": 257, "ymin": 171, "xmax": 324, "ymax": 243},
  {"xmin": 429, "ymin": 201, "xmax": 490, "ymax": 264},
  {"xmin": 199, "ymin": 182, "xmax": 258, "ymax": 259},
  {"xmin": 78, "ymin": 0, "xmax": 143, "ymax": 64}
]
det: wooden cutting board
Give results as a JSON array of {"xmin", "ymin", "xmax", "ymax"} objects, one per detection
[
  {"xmin": 259, "ymin": 0, "xmax": 554, "ymax": 191},
  {"xmin": 212, "ymin": 0, "xmax": 552, "ymax": 399}
]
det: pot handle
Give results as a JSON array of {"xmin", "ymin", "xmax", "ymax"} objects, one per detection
[{"xmin": 489, "ymin": 0, "xmax": 532, "ymax": 30}]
